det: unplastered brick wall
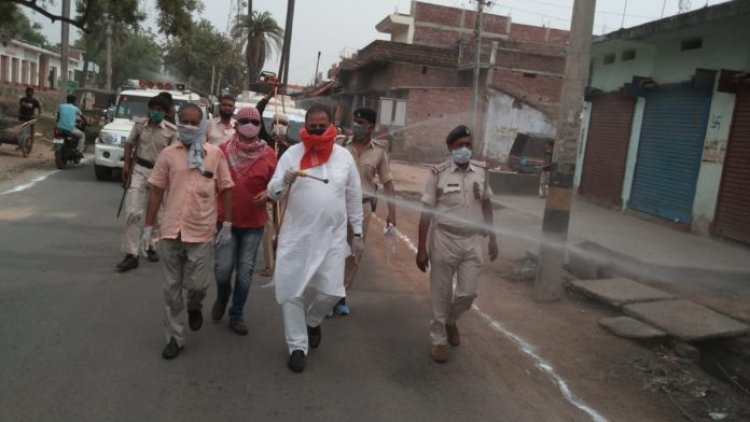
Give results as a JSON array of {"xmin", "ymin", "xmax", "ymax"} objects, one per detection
[
  {"xmin": 510, "ymin": 23, "xmax": 569, "ymax": 43},
  {"xmin": 411, "ymin": 1, "xmax": 508, "ymax": 47},
  {"xmin": 495, "ymin": 50, "xmax": 566, "ymax": 74},
  {"xmin": 391, "ymin": 63, "xmax": 462, "ymax": 88},
  {"xmin": 492, "ymin": 68, "xmax": 563, "ymax": 107},
  {"xmin": 403, "ymin": 87, "xmax": 472, "ymax": 163}
]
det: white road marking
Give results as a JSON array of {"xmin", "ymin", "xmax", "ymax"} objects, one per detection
[
  {"xmin": 0, "ymin": 157, "xmax": 93, "ymax": 197},
  {"xmin": 372, "ymin": 215, "xmax": 607, "ymax": 422}
]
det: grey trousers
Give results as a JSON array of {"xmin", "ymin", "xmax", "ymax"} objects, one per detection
[{"xmin": 157, "ymin": 239, "xmax": 213, "ymax": 346}]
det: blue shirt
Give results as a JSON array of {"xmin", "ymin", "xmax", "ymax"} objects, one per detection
[{"xmin": 57, "ymin": 103, "xmax": 81, "ymax": 132}]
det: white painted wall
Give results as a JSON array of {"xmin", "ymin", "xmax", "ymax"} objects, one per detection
[
  {"xmin": 483, "ymin": 90, "xmax": 555, "ymax": 162},
  {"xmin": 692, "ymin": 86, "xmax": 737, "ymax": 234},
  {"xmin": 621, "ymin": 97, "xmax": 646, "ymax": 208},
  {"xmin": 574, "ymin": 101, "xmax": 592, "ymax": 189}
]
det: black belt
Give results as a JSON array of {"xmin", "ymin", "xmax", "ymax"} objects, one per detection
[{"xmin": 135, "ymin": 157, "xmax": 154, "ymax": 169}]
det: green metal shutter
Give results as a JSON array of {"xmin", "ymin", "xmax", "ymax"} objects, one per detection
[{"xmin": 628, "ymin": 85, "xmax": 712, "ymax": 223}]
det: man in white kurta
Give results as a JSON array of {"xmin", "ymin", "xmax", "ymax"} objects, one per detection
[{"xmin": 267, "ymin": 105, "xmax": 363, "ymax": 372}]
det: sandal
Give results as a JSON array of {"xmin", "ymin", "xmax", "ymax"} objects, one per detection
[{"xmin": 260, "ymin": 267, "xmax": 273, "ymax": 277}]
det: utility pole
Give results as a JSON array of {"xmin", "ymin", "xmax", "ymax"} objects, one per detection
[
  {"xmin": 534, "ymin": 0, "xmax": 596, "ymax": 301},
  {"xmin": 105, "ymin": 15, "xmax": 113, "ymax": 91},
  {"xmin": 470, "ymin": 0, "xmax": 486, "ymax": 133},
  {"xmin": 210, "ymin": 65, "xmax": 216, "ymax": 97},
  {"xmin": 278, "ymin": 0, "xmax": 296, "ymax": 88},
  {"xmin": 314, "ymin": 50, "xmax": 321, "ymax": 84},
  {"xmin": 60, "ymin": 0, "xmax": 71, "ymax": 90}
]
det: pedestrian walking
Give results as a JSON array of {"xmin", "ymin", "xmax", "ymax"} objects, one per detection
[
  {"xmin": 206, "ymin": 94, "xmax": 237, "ymax": 145},
  {"xmin": 116, "ymin": 95, "xmax": 178, "ymax": 272},
  {"xmin": 142, "ymin": 103, "xmax": 234, "ymax": 360},
  {"xmin": 336, "ymin": 107, "xmax": 396, "ymax": 316},
  {"xmin": 267, "ymin": 104, "xmax": 364, "ymax": 373},
  {"xmin": 416, "ymin": 125, "xmax": 499, "ymax": 364},
  {"xmin": 18, "ymin": 86, "xmax": 41, "ymax": 147},
  {"xmin": 211, "ymin": 107, "xmax": 277, "ymax": 335}
]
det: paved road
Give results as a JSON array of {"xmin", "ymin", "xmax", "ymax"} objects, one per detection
[{"xmin": 0, "ymin": 163, "xmax": 667, "ymax": 421}]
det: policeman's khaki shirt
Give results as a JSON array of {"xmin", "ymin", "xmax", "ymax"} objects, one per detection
[
  {"xmin": 421, "ymin": 159, "xmax": 492, "ymax": 232},
  {"xmin": 206, "ymin": 117, "xmax": 236, "ymax": 145},
  {"xmin": 125, "ymin": 118, "xmax": 178, "ymax": 164},
  {"xmin": 345, "ymin": 139, "xmax": 393, "ymax": 199}
]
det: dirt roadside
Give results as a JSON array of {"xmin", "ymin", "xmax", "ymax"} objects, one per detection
[
  {"xmin": 387, "ymin": 160, "xmax": 750, "ymax": 421},
  {"xmin": 0, "ymin": 135, "xmax": 57, "ymax": 183}
]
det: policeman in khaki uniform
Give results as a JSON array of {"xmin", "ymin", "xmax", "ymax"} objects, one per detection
[
  {"xmin": 116, "ymin": 95, "xmax": 178, "ymax": 272},
  {"xmin": 335, "ymin": 107, "xmax": 396, "ymax": 316},
  {"xmin": 417, "ymin": 125, "xmax": 498, "ymax": 363}
]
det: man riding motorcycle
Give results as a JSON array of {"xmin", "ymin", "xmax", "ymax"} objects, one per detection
[{"xmin": 56, "ymin": 95, "xmax": 86, "ymax": 155}]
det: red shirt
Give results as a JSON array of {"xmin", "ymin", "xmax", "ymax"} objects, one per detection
[{"xmin": 218, "ymin": 143, "xmax": 277, "ymax": 228}]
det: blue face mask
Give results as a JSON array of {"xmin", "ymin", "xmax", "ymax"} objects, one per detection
[
  {"xmin": 451, "ymin": 146, "xmax": 472, "ymax": 164},
  {"xmin": 178, "ymin": 124, "xmax": 202, "ymax": 145}
]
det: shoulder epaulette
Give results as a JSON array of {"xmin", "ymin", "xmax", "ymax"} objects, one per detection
[
  {"xmin": 163, "ymin": 120, "xmax": 177, "ymax": 131},
  {"xmin": 372, "ymin": 139, "xmax": 388, "ymax": 148},
  {"xmin": 470, "ymin": 159, "xmax": 487, "ymax": 169},
  {"xmin": 430, "ymin": 160, "xmax": 451, "ymax": 174}
]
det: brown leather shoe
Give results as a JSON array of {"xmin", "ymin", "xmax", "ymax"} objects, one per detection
[
  {"xmin": 429, "ymin": 345, "xmax": 448, "ymax": 363},
  {"xmin": 446, "ymin": 323, "xmax": 460, "ymax": 347}
]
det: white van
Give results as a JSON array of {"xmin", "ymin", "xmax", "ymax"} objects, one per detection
[{"xmin": 93, "ymin": 88, "xmax": 201, "ymax": 180}]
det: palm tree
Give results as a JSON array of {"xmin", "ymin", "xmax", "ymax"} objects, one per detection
[{"xmin": 231, "ymin": 11, "xmax": 284, "ymax": 89}]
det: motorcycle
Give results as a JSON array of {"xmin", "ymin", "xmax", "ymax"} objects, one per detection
[{"xmin": 53, "ymin": 122, "xmax": 85, "ymax": 170}]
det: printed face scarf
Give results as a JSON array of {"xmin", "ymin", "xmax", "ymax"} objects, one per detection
[
  {"xmin": 225, "ymin": 133, "xmax": 267, "ymax": 177},
  {"xmin": 299, "ymin": 125, "xmax": 337, "ymax": 170}
]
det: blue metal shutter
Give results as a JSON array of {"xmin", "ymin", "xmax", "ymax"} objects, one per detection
[{"xmin": 628, "ymin": 85, "xmax": 712, "ymax": 223}]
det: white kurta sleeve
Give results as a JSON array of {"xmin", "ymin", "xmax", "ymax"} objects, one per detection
[
  {"xmin": 268, "ymin": 149, "xmax": 293, "ymax": 200},
  {"xmin": 345, "ymin": 154, "xmax": 364, "ymax": 234}
]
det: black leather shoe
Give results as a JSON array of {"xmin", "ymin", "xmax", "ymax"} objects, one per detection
[
  {"xmin": 146, "ymin": 249, "xmax": 159, "ymax": 262},
  {"xmin": 116, "ymin": 254, "xmax": 139, "ymax": 272},
  {"xmin": 229, "ymin": 317, "xmax": 249, "ymax": 335},
  {"xmin": 287, "ymin": 350, "xmax": 305, "ymax": 373},
  {"xmin": 188, "ymin": 310, "xmax": 203, "ymax": 331},
  {"xmin": 162, "ymin": 338, "xmax": 183, "ymax": 360},
  {"xmin": 307, "ymin": 325, "xmax": 322, "ymax": 348}
]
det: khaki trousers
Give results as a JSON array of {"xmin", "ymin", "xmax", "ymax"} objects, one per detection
[
  {"xmin": 428, "ymin": 228, "xmax": 484, "ymax": 346},
  {"xmin": 262, "ymin": 202, "xmax": 275, "ymax": 270},
  {"xmin": 121, "ymin": 164, "xmax": 159, "ymax": 256},
  {"xmin": 157, "ymin": 239, "xmax": 213, "ymax": 347},
  {"xmin": 343, "ymin": 203, "xmax": 372, "ymax": 290}
]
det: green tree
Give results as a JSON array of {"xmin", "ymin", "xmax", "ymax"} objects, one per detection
[
  {"xmin": 231, "ymin": 10, "xmax": 283, "ymax": 88},
  {"xmin": 163, "ymin": 20, "xmax": 247, "ymax": 96},
  {"xmin": 89, "ymin": 29, "xmax": 162, "ymax": 88},
  {"xmin": 0, "ymin": 4, "xmax": 49, "ymax": 47}
]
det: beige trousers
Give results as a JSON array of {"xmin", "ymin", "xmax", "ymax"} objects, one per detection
[
  {"xmin": 157, "ymin": 239, "xmax": 213, "ymax": 347},
  {"xmin": 262, "ymin": 202, "xmax": 275, "ymax": 270},
  {"xmin": 428, "ymin": 228, "xmax": 484, "ymax": 346},
  {"xmin": 121, "ymin": 164, "xmax": 159, "ymax": 256},
  {"xmin": 343, "ymin": 203, "xmax": 372, "ymax": 290}
]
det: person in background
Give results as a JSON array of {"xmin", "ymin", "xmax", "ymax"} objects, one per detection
[
  {"xmin": 206, "ymin": 94, "xmax": 237, "ymax": 145},
  {"xmin": 335, "ymin": 107, "xmax": 396, "ymax": 316},
  {"xmin": 259, "ymin": 111, "xmax": 291, "ymax": 278},
  {"xmin": 267, "ymin": 104, "xmax": 363, "ymax": 373},
  {"xmin": 211, "ymin": 107, "xmax": 277, "ymax": 335},
  {"xmin": 18, "ymin": 86, "xmax": 41, "ymax": 150},
  {"xmin": 56, "ymin": 94, "xmax": 85, "ymax": 154},
  {"xmin": 116, "ymin": 95, "xmax": 178, "ymax": 272},
  {"xmin": 141, "ymin": 103, "xmax": 234, "ymax": 360},
  {"xmin": 158, "ymin": 92, "xmax": 176, "ymax": 124},
  {"xmin": 416, "ymin": 125, "xmax": 498, "ymax": 364}
]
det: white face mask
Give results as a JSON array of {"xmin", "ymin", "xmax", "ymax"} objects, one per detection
[{"xmin": 274, "ymin": 125, "xmax": 288, "ymax": 136}]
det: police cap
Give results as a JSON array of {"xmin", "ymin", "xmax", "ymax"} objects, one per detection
[
  {"xmin": 446, "ymin": 125, "xmax": 472, "ymax": 145},
  {"xmin": 353, "ymin": 107, "xmax": 377, "ymax": 124}
]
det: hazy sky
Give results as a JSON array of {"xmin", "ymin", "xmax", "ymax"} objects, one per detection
[{"xmin": 27, "ymin": 0, "xmax": 728, "ymax": 86}]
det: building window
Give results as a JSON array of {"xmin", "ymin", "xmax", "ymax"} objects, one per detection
[
  {"xmin": 522, "ymin": 72, "xmax": 537, "ymax": 78},
  {"xmin": 421, "ymin": 66, "xmax": 427, "ymax": 75},
  {"xmin": 379, "ymin": 98, "xmax": 407, "ymax": 127},
  {"xmin": 622, "ymin": 49, "xmax": 636, "ymax": 61},
  {"xmin": 681, "ymin": 38, "xmax": 703, "ymax": 51},
  {"xmin": 603, "ymin": 54, "xmax": 616, "ymax": 65}
]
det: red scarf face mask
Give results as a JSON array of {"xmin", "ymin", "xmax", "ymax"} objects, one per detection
[{"xmin": 299, "ymin": 125, "xmax": 337, "ymax": 170}]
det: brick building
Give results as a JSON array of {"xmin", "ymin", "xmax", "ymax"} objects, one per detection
[{"xmin": 323, "ymin": 1, "xmax": 569, "ymax": 163}]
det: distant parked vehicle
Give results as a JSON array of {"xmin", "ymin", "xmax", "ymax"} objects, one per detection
[{"xmin": 508, "ymin": 133, "xmax": 554, "ymax": 174}]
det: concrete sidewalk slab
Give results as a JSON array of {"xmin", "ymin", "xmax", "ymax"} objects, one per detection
[
  {"xmin": 599, "ymin": 316, "xmax": 667, "ymax": 340},
  {"xmin": 570, "ymin": 278, "xmax": 675, "ymax": 308},
  {"xmin": 623, "ymin": 299, "xmax": 749, "ymax": 341}
]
